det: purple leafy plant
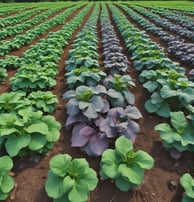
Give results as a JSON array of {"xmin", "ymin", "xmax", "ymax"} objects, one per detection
[
  {"xmin": 63, "ymin": 85, "xmax": 109, "ymax": 119},
  {"xmin": 99, "ymin": 106, "xmax": 142, "ymax": 143}
]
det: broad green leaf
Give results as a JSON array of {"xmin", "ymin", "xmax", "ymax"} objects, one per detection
[
  {"xmin": 145, "ymin": 100, "xmax": 159, "ymax": 113},
  {"xmin": 5, "ymin": 134, "xmax": 31, "ymax": 157},
  {"xmin": 68, "ymin": 181, "xmax": 88, "ymax": 202},
  {"xmin": 80, "ymin": 168, "xmax": 98, "ymax": 191},
  {"xmin": 134, "ymin": 151, "xmax": 154, "ymax": 169},
  {"xmin": 100, "ymin": 149, "xmax": 119, "ymax": 179},
  {"xmin": 1, "ymin": 175, "xmax": 14, "ymax": 193},
  {"xmin": 155, "ymin": 123, "xmax": 181, "ymax": 143},
  {"xmin": 71, "ymin": 158, "xmax": 89, "ymax": 175},
  {"xmin": 108, "ymin": 89, "xmax": 120, "ymax": 99},
  {"xmin": 50, "ymin": 154, "xmax": 72, "ymax": 177},
  {"xmin": 160, "ymin": 86, "xmax": 178, "ymax": 98},
  {"xmin": 118, "ymin": 164, "xmax": 144, "ymax": 185},
  {"xmin": 28, "ymin": 134, "xmax": 47, "ymax": 151},
  {"xmin": 0, "ymin": 128, "xmax": 20, "ymax": 136},
  {"xmin": 115, "ymin": 176, "xmax": 133, "ymax": 191},
  {"xmin": 143, "ymin": 81, "xmax": 158, "ymax": 93},
  {"xmin": 25, "ymin": 122, "xmax": 49, "ymax": 134},
  {"xmin": 63, "ymin": 176, "xmax": 74, "ymax": 194},
  {"xmin": 0, "ymin": 156, "xmax": 13, "ymax": 173},
  {"xmin": 170, "ymin": 111, "xmax": 187, "ymax": 132},
  {"xmin": 115, "ymin": 136, "xmax": 133, "ymax": 157},
  {"xmin": 45, "ymin": 171, "xmax": 65, "ymax": 199},
  {"xmin": 180, "ymin": 173, "xmax": 194, "ymax": 198},
  {"xmin": 156, "ymin": 102, "xmax": 171, "ymax": 118}
]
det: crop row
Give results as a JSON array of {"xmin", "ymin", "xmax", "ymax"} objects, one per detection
[
  {"xmin": 0, "ymin": 9, "xmax": 41, "ymax": 28},
  {"xmin": 109, "ymin": 4, "xmax": 194, "ymax": 200},
  {"xmin": 149, "ymin": 6, "xmax": 194, "ymax": 32},
  {"xmin": 131, "ymin": 5, "xmax": 194, "ymax": 42},
  {"xmin": 0, "ymin": 3, "xmax": 194, "ymax": 201},
  {"xmin": 118, "ymin": 4, "xmax": 194, "ymax": 69},
  {"xmin": 0, "ymin": 3, "xmax": 85, "ymax": 57},
  {"xmin": 0, "ymin": 7, "xmax": 66, "ymax": 40},
  {"xmin": 63, "ymin": 3, "xmax": 142, "ymax": 156}
]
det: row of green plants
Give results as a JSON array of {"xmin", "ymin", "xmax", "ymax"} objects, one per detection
[
  {"xmin": 0, "ymin": 4, "xmax": 93, "ymax": 201},
  {"xmin": 0, "ymin": 3, "xmax": 85, "ymax": 57},
  {"xmin": 110, "ymin": 4, "xmax": 194, "ymax": 201},
  {"xmin": 0, "ymin": 4, "xmax": 86, "ymax": 83},
  {"xmin": 48, "ymin": 4, "xmax": 155, "ymax": 202},
  {"xmin": 0, "ymin": 8, "xmax": 39, "ymax": 28},
  {"xmin": 0, "ymin": 7, "xmax": 63, "ymax": 40},
  {"xmin": 123, "ymin": 4, "xmax": 194, "ymax": 66}
]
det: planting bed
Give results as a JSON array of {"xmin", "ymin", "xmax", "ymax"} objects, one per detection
[{"xmin": 0, "ymin": 2, "xmax": 194, "ymax": 202}]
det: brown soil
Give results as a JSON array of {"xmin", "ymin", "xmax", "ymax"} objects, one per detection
[{"xmin": 1, "ymin": 3, "xmax": 193, "ymax": 202}]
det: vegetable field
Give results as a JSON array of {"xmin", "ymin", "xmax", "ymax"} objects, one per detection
[{"xmin": 1, "ymin": 1, "xmax": 194, "ymax": 202}]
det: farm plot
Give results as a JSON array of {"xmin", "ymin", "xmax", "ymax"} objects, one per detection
[{"xmin": 0, "ymin": 2, "xmax": 194, "ymax": 202}]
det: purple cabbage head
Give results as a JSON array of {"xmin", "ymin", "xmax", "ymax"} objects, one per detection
[{"xmin": 99, "ymin": 106, "xmax": 142, "ymax": 143}]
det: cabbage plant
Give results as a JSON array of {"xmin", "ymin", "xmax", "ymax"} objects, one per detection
[
  {"xmin": 0, "ymin": 156, "xmax": 14, "ymax": 201},
  {"xmin": 0, "ymin": 107, "xmax": 61, "ymax": 157},
  {"xmin": 65, "ymin": 68, "xmax": 106, "ymax": 89},
  {"xmin": 100, "ymin": 136, "xmax": 154, "ymax": 191},
  {"xmin": 99, "ymin": 106, "xmax": 142, "ymax": 143},
  {"xmin": 180, "ymin": 173, "xmax": 194, "ymax": 202},
  {"xmin": 63, "ymin": 85, "xmax": 108, "ymax": 119},
  {"xmin": 0, "ymin": 92, "xmax": 30, "ymax": 113},
  {"xmin": 28, "ymin": 91, "xmax": 58, "ymax": 113},
  {"xmin": 155, "ymin": 111, "xmax": 194, "ymax": 159},
  {"xmin": 104, "ymin": 74, "xmax": 135, "ymax": 107},
  {"xmin": 145, "ymin": 77, "xmax": 194, "ymax": 117},
  {"xmin": 45, "ymin": 154, "xmax": 98, "ymax": 202}
]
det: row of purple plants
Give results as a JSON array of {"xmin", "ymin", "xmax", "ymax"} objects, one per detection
[
  {"xmin": 63, "ymin": 3, "xmax": 142, "ymax": 157},
  {"xmin": 125, "ymin": 4, "xmax": 194, "ymax": 68}
]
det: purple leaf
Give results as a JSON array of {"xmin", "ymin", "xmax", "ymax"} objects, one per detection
[
  {"xmin": 65, "ymin": 113, "xmax": 89, "ymax": 130},
  {"xmin": 66, "ymin": 98, "xmax": 79, "ymax": 116},
  {"xmin": 71, "ymin": 123, "xmax": 94, "ymax": 147},
  {"xmin": 81, "ymin": 132, "xmax": 109, "ymax": 156}
]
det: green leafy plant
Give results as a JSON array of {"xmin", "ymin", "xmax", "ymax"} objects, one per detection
[
  {"xmin": 0, "ymin": 67, "xmax": 7, "ymax": 82},
  {"xmin": 0, "ymin": 92, "xmax": 30, "ymax": 113},
  {"xmin": 139, "ymin": 69, "xmax": 185, "ymax": 93},
  {"xmin": 0, "ymin": 55, "xmax": 21, "ymax": 69},
  {"xmin": 65, "ymin": 68, "xmax": 106, "ymax": 89},
  {"xmin": 145, "ymin": 76, "xmax": 194, "ymax": 117},
  {"xmin": 180, "ymin": 173, "xmax": 194, "ymax": 202},
  {"xmin": 10, "ymin": 70, "xmax": 56, "ymax": 92},
  {"xmin": 100, "ymin": 136, "xmax": 154, "ymax": 191},
  {"xmin": 0, "ymin": 156, "xmax": 14, "ymax": 201},
  {"xmin": 0, "ymin": 107, "xmax": 61, "ymax": 157},
  {"xmin": 104, "ymin": 74, "xmax": 135, "ymax": 107},
  {"xmin": 155, "ymin": 111, "xmax": 194, "ymax": 159},
  {"xmin": 28, "ymin": 91, "xmax": 58, "ymax": 113},
  {"xmin": 45, "ymin": 154, "xmax": 98, "ymax": 202}
]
